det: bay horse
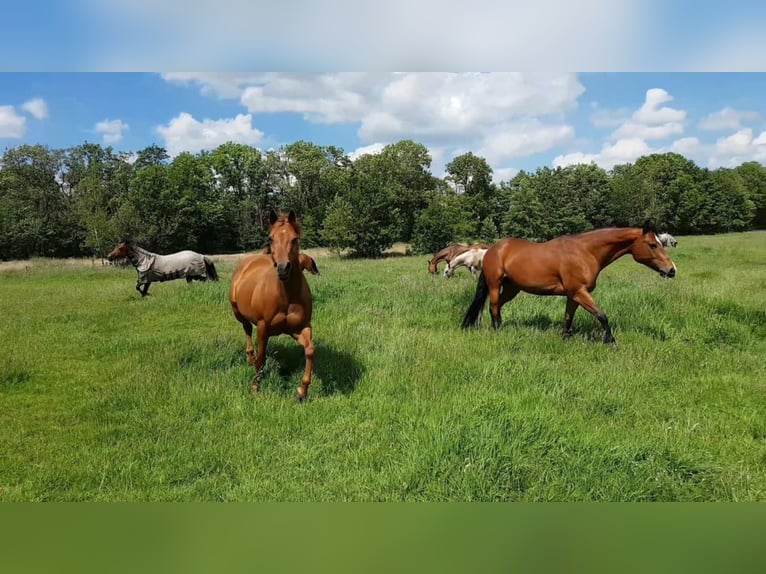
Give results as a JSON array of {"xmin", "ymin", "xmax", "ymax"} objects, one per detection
[
  {"xmin": 461, "ymin": 222, "xmax": 676, "ymax": 344},
  {"xmin": 230, "ymin": 211, "xmax": 314, "ymax": 401},
  {"xmin": 444, "ymin": 248, "xmax": 488, "ymax": 278},
  {"xmin": 107, "ymin": 240, "xmax": 218, "ymax": 297},
  {"xmin": 428, "ymin": 243, "xmax": 491, "ymax": 274}
]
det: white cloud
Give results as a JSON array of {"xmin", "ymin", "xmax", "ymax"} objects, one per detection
[
  {"xmin": 478, "ymin": 121, "xmax": 575, "ymax": 164},
  {"xmin": 21, "ymin": 98, "xmax": 48, "ymax": 120},
  {"xmin": 0, "ymin": 105, "xmax": 26, "ymax": 138},
  {"xmin": 348, "ymin": 142, "xmax": 386, "ymax": 161},
  {"xmin": 493, "ymin": 167, "xmax": 520, "ymax": 183},
  {"xmin": 555, "ymin": 88, "xmax": 686, "ymax": 169},
  {"xmin": 553, "ymin": 138, "xmax": 654, "ymax": 170},
  {"xmin": 668, "ymin": 129, "xmax": 766, "ymax": 168},
  {"xmin": 610, "ymin": 88, "xmax": 686, "ymax": 141},
  {"xmin": 669, "ymin": 137, "xmax": 703, "ymax": 157},
  {"xmin": 698, "ymin": 106, "xmax": 760, "ymax": 131},
  {"xmin": 95, "ymin": 118, "xmax": 129, "ymax": 144},
  {"xmin": 155, "ymin": 112, "xmax": 264, "ymax": 156},
  {"xmin": 229, "ymin": 73, "xmax": 587, "ymax": 146},
  {"xmin": 170, "ymin": 73, "xmax": 585, "ymax": 177}
]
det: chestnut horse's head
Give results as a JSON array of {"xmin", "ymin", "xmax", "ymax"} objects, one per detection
[
  {"xmin": 428, "ymin": 259, "xmax": 438, "ymax": 274},
  {"xmin": 107, "ymin": 240, "xmax": 131, "ymax": 262},
  {"xmin": 631, "ymin": 221, "xmax": 677, "ymax": 278},
  {"xmin": 268, "ymin": 211, "xmax": 301, "ymax": 281}
]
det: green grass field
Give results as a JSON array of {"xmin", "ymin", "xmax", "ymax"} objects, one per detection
[{"xmin": 1, "ymin": 232, "xmax": 765, "ymax": 501}]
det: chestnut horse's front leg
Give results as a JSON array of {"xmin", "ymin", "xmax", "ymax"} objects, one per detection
[
  {"xmin": 252, "ymin": 321, "xmax": 268, "ymax": 394},
  {"xmin": 293, "ymin": 326, "xmax": 314, "ymax": 403}
]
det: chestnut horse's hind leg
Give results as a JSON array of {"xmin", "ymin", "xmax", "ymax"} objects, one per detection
[
  {"xmin": 563, "ymin": 298, "xmax": 579, "ymax": 339},
  {"xmin": 292, "ymin": 326, "xmax": 314, "ymax": 403},
  {"xmin": 571, "ymin": 289, "xmax": 616, "ymax": 345}
]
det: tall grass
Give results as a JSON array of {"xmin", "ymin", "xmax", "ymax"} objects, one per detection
[{"xmin": 0, "ymin": 231, "xmax": 764, "ymax": 500}]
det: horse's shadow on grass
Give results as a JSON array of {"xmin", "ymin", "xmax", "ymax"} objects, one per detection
[
  {"xmin": 505, "ymin": 313, "xmax": 609, "ymax": 342},
  {"xmin": 263, "ymin": 340, "xmax": 363, "ymax": 397}
]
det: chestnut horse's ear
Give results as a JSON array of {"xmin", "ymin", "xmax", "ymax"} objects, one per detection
[
  {"xmin": 269, "ymin": 211, "xmax": 279, "ymax": 226},
  {"xmin": 642, "ymin": 220, "xmax": 657, "ymax": 234},
  {"xmin": 287, "ymin": 210, "xmax": 297, "ymax": 225}
]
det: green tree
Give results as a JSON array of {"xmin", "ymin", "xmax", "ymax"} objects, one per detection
[
  {"xmin": 411, "ymin": 187, "xmax": 473, "ymax": 253},
  {"xmin": 735, "ymin": 161, "xmax": 766, "ymax": 228}
]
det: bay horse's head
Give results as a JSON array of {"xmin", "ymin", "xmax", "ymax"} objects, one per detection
[
  {"xmin": 268, "ymin": 211, "xmax": 301, "ymax": 281},
  {"xmin": 631, "ymin": 221, "xmax": 677, "ymax": 278},
  {"xmin": 107, "ymin": 240, "xmax": 131, "ymax": 262},
  {"xmin": 428, "ymin": 259, "xmax": 438, "ymax": 274}
]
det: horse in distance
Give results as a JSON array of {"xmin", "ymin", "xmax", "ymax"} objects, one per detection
[
  {"xmin": 107, "ymin": 240, "xmax": 218, "ymax": 297},
  {"xmin": 461, "ymin": 222, "xmax": 676, "ymax": 344},
  {"xmin": 444, "ymin": 248, "xmax": 488, "ymax": 278},
  {"xmin": 230, "ymin": 211, "xmax": 315, "ymax": 401},
  {"xmin": 658, "ymin": 233, "xmax": 678, "ymax": 248},
  {"xmin": 428, "ymin": 243, "xmax": 491, "ymax": 274}
]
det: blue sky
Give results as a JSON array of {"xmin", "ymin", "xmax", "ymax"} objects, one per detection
[{"xmin": 2, "ymin": 73, "xmax": 766, "ymax": 181}]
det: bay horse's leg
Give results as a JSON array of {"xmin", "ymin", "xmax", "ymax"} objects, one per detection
[
  {"xmin": 563, "ymin": 298, "xmax": 579, "ymax": 339},
  {"xmin": 489, "ymin": 279, "xmax": 519, "ymax": 331},
  {"xmin": 251, "ymin": 322, "xmax": 268, "ymax": 394},
  {"xmin": 571, "ymin": 289, "xmax": 616, "ymax": 345},
  {"xmin": 292, "ymin": 326, "xmax": 314, "ymax": 403}
]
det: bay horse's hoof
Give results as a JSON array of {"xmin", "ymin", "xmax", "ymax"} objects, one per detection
[
  {"xmin": 246, "ymin": 353, "xmax": 255, "ymax": 365},
  {"xmin": 294, "ymin": 389, "xmax": 307, "ymax": 403}
]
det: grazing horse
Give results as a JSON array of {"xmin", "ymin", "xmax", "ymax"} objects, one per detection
[
  {"xmin": 658, "ymin": 233, "xmax": 678, "ymax": 248},
  {"xmin": 444, "ymin": 248, "xmax": 488, "ymax": 278},
  {"xmin": 107, "ymin": 240, "xmax": 218, "ymax": 297},
  {"xmin": 230, "ymin": 211, "xmax": 315, "ymax": 401},
  {"xmin": 461, "ymin": 222, "xmax": 676, "ymax": 344},
  {"xmin": 428, "ymin": 243, "xmax": 491, "ymax": 274}
]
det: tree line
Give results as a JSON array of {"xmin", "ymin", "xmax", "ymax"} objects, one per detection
[{"xmin": 1, "ymin": 139, "xmax": 764, "ymax": 261}]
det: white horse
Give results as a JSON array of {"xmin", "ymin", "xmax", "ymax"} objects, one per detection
[
  {"xmin": 444, "ymin": 248, "xmax": 487, "ymax": 278},
  {"xmin": 658, "ymin": 233, "xmax": 678, "ymax": 248}
]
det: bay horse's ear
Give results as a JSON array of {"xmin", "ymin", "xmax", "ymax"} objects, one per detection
[
  {"xmin": 642, "ymin": 220, "xmax": 657, "ymax": 234},
  {"xmin": 287, "ymin": 210, "xmax": 297, "ymax": 225},
  {"xmin": 269, "ymin": 211, "xmax": 279, "ymax": 226}
]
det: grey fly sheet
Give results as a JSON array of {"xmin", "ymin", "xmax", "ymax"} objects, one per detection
[{"xmin": 117, "ymin": 242, "xmax": 218, "ymax": 297}]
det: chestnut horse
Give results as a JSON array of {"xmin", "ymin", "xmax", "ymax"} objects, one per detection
[
  {"xmin": 428, "ymin": 243, "xmax": 491, "ymax": 274},
  {"xmin": 230, "ymin": 211, "xmax": 315, "ymax": 401},
  {"xmin": 461, "ymin": 222, "xmax": 676, "ymax": 344}
]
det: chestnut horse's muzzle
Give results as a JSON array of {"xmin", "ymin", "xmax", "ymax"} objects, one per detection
[{"xmin": 275, "ymin": 261, "xmax": 292, "ymax": 281}]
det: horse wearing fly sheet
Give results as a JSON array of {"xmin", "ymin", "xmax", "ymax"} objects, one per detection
[
  {"xmin": 107, "ymin": 240, "xmax": 218, "ymax": 297},
  {"xmin": 658, "ymin": 233, "xmax": 678, "ymax": 248}
]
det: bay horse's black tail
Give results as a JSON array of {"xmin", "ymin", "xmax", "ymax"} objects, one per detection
[
  {"xmin": 461, "ymin": 271, "xmax": 489, "ymax": 329},
  {"xmin": 204, "ymin": 257, "xmax": 219, "ymax": 281}
]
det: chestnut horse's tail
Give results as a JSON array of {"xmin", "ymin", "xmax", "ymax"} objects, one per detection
[
  {"xmin": 461, "ymin": 271, "xmax": 489, "ymax": 329},
  {"xmin": 203, "ymin": 257, "xmax": 219, "ymax": 281}
]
